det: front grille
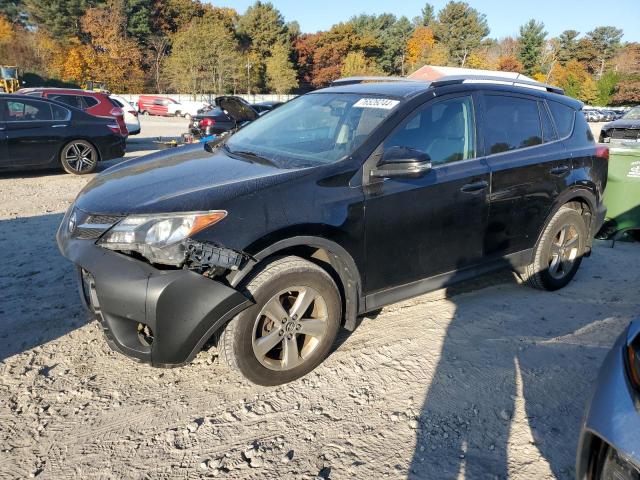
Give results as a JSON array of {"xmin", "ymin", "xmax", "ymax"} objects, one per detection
[
  {"xmin": 70, "ymin": 210, "xmax": 123, "ymax": 240},
  {"xmin": 610, "ymin": 128, "xmax": 640, "ymax": 140}
]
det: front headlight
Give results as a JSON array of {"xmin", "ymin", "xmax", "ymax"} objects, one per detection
[
  {"xmin": 98, "ymin": 210, "xmax": 227, "ymax": 265},
  {"xmin": 627, "ymin": 335, "xmax": 640, "ymax": 392}
]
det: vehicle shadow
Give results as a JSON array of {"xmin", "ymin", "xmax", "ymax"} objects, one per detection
[
  {"xmin": 0, "ymin": 213, "xmax": 89, "ymax": 363},
  {"xmin": 408, "ymin": 254, "xmax": 633, "ymax": 479}
]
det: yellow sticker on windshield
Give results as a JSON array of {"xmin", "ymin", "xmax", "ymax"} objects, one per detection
[{"xmin": 353, "ymin": 98, "xmax": 400, "ymax": 110}]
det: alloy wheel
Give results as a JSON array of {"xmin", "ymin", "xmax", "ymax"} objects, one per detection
[
  {"xmin": 548, "ymin": 224, "xmax": 580, "ymax": 279},
  {"xmin": 63, "ymin": 142, "xmax": 97, "ymax": 173},
  {"xmin": 252, "ymin": 286, "xmax": 328, "ymax": 371}
]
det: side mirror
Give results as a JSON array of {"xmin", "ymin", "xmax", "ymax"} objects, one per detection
[{"xmin": 371, "ymin": 146, "xmax": 432, "ymax": 178}]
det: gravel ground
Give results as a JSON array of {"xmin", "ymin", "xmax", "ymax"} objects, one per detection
[{"xmin": 2, "ymin": 118, "xmax": 637, "ymax": 480}]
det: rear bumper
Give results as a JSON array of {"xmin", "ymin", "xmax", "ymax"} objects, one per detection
[
  {"xmin": 576, "ymin": 324, "xmax": 640, "ymax": 479},
  {"xmin": 99, "ymin": 136, "xmax": 126, "ymax": 161},
  {"xmin": 56, "ymin": 210, "xmax": 252, "ymax": 367}
]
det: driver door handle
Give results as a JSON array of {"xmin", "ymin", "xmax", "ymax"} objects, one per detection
[{"xmin": 461, "ymin": 180, "xmax": 489, "ymax": 193}]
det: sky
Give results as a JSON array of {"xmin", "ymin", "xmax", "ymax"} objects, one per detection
[{"xmin": 209, "ymin": 0, "xmax": 640, "ymax": 41}]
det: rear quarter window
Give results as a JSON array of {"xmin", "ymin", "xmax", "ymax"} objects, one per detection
[
  {"xmin": 83, "ymin": 96, "xmax": 99, "ymax": 108},
  {"xmin": 547, "ymin": 101, "xmax": 575, "ymax": 138},
  {"xmin": 483, "ymin": 95, "xmax": 543, "ymax": 154}
]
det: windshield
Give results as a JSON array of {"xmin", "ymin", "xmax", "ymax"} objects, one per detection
[
  {"xmin": 1, "ymin": 67, "xmax": 17, "ymax": 79},
  {"xmin": 225, "ymin": 93, "xmax": 400, "ymax": 165},
  {"xmin": 623, "ymin": 107, "xmax": 640, "ymax": 120}
]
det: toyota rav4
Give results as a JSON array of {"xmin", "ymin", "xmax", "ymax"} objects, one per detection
[{"xmin": 57, "ymin": 75, "xmax": 608, "ymax": 385}]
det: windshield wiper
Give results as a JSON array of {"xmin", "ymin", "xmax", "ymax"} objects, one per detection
[{"xmin": 222, "ymin": 144, "xmax": 276, "ymax": 166}]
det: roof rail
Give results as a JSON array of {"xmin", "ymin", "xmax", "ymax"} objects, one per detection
[
  {"xmin": 432, "ymin": 75, "xmax": 564, "ymax": 95},
  {"xmin": 330, "ymin": 76, "xmax": 419, "ymax": 86}
]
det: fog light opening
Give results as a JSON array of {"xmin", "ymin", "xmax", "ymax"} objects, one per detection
[{"xmin": 137, "ymin": 323, "xmax": 154, "ymax": 347}]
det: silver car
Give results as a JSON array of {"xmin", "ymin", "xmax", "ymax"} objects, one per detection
[{"xmin": 577, "ymin": 320, "xmax": 640, "ymax": 479}]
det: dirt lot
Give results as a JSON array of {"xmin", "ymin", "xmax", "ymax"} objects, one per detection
[{"xmin": 2, "ymin": 118, "xmax": 639, "ymax": 479}]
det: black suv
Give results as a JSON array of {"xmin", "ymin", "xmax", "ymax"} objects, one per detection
[{"xmin": 57, "ymin": 76, "xmax": 608, "ymax": 385}]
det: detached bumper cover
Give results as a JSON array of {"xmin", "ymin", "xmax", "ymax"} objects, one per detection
[
  {"xmin": 576, "ymin": 325, "xmax": 640, "ymax": 479},
  {"xmin": 56, "ymin": 213, "xmax": 252, "ymax": 367}
]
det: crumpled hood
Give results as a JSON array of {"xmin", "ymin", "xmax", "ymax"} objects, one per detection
[{"xmin": 74, "ymin": 143, "xmax": 310, "ymax": 214}]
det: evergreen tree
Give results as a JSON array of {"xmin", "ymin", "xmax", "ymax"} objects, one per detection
[
  {"xmin": 518, "ymin": 19, "xmax": 546, "ymax": 75},
  {"xmin": 587, "ymin": 26, "xmax": 623, "ymax": 78},
  {"xmin": 25, "ymin": 0, "xmax": 97, "ymax": 38},
  {"xmin": 557, "ymin": 30, "xmax": 580, "ymax": 65},
  {"xmin": 1, "ymin": 0, "xmax": 27, "ymax": 25},
  {"xmin": 432, "ymin": 1, "xmax": 489, "ymax": 66}
]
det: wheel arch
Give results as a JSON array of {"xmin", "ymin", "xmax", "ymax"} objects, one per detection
[
  {"xmin": 537, "ymin": 186, "xmax": 598, "ymax": 255},
  {"xmin": 228, "ymin": 235, "xmax": 362, "ymax": 331}
]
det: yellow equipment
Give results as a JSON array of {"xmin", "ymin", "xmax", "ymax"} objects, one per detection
[{"xmin": 0, "ymin": 66, "xmax": 19, "ymax": 93}]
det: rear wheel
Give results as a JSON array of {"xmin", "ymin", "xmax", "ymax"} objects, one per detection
[
  {"xmin": 60, "ymin": 140, "xmax": 98, "ymax": 174},
  {"xmin": 219, "ymin": 256, "xmax": 341, "ymax": 385},
  {"xmin": 184, "ymin": 113, "xmax": 192, "ymax": 120},
  {"xmin": 520, "ymin": 206, "xmax": 587, "ymax": 291}
]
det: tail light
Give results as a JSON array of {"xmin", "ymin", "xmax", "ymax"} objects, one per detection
[
  {"xmin": 595, "ymin": 145, "xmax": 609, "ymax": 161},
  {"xmin": 199, "ymin": 118, "xmax": 216, "ymax": 128},
  {"xmin": 106, "ymin": 123, "xmax": 120, "ymax": 134}
]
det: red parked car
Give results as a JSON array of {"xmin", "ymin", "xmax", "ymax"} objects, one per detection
[
  {"xmin": 137, "ymin": 95, "xmax": 178, "ymax": 116},
  {"xmin": 16, "ymin": 88, "xmax": 128, "ymax": 136}
]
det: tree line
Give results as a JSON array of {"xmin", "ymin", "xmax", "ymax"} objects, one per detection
[{"xmin": 0, "ymin": 0, "xmax": 638, "ymax": 104}]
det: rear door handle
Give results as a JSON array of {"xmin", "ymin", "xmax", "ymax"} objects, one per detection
[
  {"xmin": 460, "ymin": 180, "xmax": 489, "ymax": 193},
  {"xmin": 549, "ymin": 165, "xmax": 570, "ymax": 176}
]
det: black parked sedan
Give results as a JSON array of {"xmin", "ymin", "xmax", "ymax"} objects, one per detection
[{"xmin": 0, "ymin": 94, "xmax": 126, "ymax": 174}]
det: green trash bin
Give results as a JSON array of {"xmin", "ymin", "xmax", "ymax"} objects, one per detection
[{"xmin": 601, "ymin": 142, "xmax": 640, "ymax": 240}]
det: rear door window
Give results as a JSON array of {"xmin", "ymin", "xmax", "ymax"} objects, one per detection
[
  {"xmin": 547, "ymin": 101, "xmax": 575, "ymax": 138},
  {"xmin": 52, "ymin": 104, "xmax": 71, "ymax": 121},
  {"xmin": 82, "ymin": 96, "xmax": 99, "ymax": 108},
  {"xmin": 482, "ymin": 95, "xmax": 543, "ymax": 154},
  {"xmin": 49, "ymin": 94, "xmax": 82, "ymax": 109},
  {"xmin": 6, "ymin": 99, "xmax": 52, "ymax": 121}
]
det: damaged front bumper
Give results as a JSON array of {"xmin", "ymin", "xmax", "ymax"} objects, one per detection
[{"xmin": 56, "ymin": 215, "xmax": 253, "ymax": 367}]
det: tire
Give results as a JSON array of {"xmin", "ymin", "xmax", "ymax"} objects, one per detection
[
  {"xmin": 520, "ymin": 206, "xmax": 588, "ymax": 291},
  {"xmin": 141, "ymin": 110, "xmax": 148, "ymax": 116},
  {"xmin": 184, "ymin": 113, "xmax": 192, "ymax": 120},
  {"xmin": 631, "ymin": 230, "xmax": 640, "ymax": 242},
  {"xmin": 219, "ymin": 256, "xmax": 341, "ymax": 386},
  {"xmin": 60, "ymin": 140, "xmax": 98, "ymax": 175}
]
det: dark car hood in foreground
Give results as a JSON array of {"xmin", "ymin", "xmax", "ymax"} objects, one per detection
[
  {"xmin": 603, "ymin": 119, "xmax": 640, "ymax": 130},
  {"xmin": 74, "ymin": 143, "xmax": 311, "ymax": 214}
]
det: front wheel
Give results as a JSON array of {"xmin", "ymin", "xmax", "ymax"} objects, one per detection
[
  {"xmin": 219, "ymin": 256, "xmax": 341, "ymax": 386},
  {"xmin": 184, "ymin": 113, "xmax": 192, "ymax": 120},
  {"xmin": 519, "ymin": 206, "xmax": 588, "ymax": 291},
  {"xmin": 60, "ymin": 140, "xmax": 98, "ymax": 174}
]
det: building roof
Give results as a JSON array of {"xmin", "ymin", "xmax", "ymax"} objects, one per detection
[{"xmin": 408, "ymin": 65, "xmax": 534, "ymax": 82}]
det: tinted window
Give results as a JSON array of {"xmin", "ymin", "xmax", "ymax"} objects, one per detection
[
  {"xmin": 5, "ymin": 99, "xmax": 52, "ymax": 121},
  {"xmin": 483, "ymin": 95, "xmax": 542, "ymax": 154},
  {"xmin": 385, "ymin": 95, "xmax": 476, "ymax": 165},
  {"xmin": 52, "ymin": 104, "xmax": 71, "ymax": 121},
  {"xmin": 49, "ymin": 94, "xmax": 83, "ymax": 109},
  {"xmin": 548, "ymin": 101, "xmax": 575, "ymax": 138},
  {"xmin": 540, "ymin": 102, "xmax": 557, "ymax": 143},
  {"xmin": 83, "ymin": 96, "xmax": 99, "ymax": 108},
  {"xmin": 110, "ymin": 98, "xmax": 124, "ymax": 108}
]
